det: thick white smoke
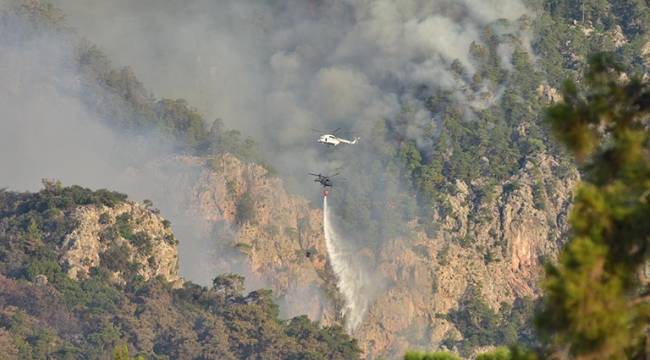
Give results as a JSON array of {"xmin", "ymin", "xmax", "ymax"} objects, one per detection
[
  {"xmin": 323, "ymin": 195, "xmax": 372, "ymax": 332},
  {"xmin": 50, "ymin": 0, "xmax": 532, "ymax": 193}
]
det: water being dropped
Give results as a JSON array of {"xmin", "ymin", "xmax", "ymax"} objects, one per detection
[{"xmin": 323, "ymin": 195, "xmax": 368, "ymax": 332}]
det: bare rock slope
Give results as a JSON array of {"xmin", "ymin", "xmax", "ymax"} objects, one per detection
[
  {"xmin": 186, "ymin": 154, "xmax": 342, "ymax": 324},
  {"xmin": 60, "ymin": 201, "xmax": 181, "ymax": 285},
  {"xmin": 359, "ymin": 154, "xmax": 576, "ymax": 358},
  {"xmin": 162, "ymin": 152, "xmax": 576, "ymax": 358}
]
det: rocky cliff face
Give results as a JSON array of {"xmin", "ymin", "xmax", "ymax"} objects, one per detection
[
  {"xmin": 357, "ymin": 154, "xmax": 577, "ymax": 358},
  {"xmin": 164, "ymin": 154, "xmax": 342, "ymax": 324},
  {"xmin": 202, "ymin": 155, "xmax": 343, "ymax": 323},
  {"xmin": 148, "ymin": 151, "xmax": 576, "ymax": 358},
  {"xmin": 60, "ymin": 202, "xmax": 180, "ymax": 285}
]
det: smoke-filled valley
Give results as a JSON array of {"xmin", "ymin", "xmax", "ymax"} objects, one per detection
[{"xmin": 1, "ymin": 0, "xmax": 650, "ymax": 358}]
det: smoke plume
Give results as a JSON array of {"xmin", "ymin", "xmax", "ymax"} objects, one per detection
[{"xmin": 49, "ymin": 0, "xmax": 532, "ymax": 192}]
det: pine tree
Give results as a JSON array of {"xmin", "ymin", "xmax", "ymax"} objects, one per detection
[{"xmin": 537, "ymin": 53, "xmax": 650, "ymax": 359}]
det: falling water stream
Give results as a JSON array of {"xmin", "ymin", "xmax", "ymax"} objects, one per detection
[{"xmin": 323, "ymin": 195, "xmax": 368, "ymax": 332}]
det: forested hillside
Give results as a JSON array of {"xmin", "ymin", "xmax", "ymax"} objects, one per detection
[
  {"xmin": 333, "ymin": 0, "xmax": 650, "ymax": 240},
  {"xmin": 320, "ymin": 0, "xmax": 649, "ymax": 356},
  {"xmin": 0, "ymin": 183, "xmax": 359, "ymax": 359},
  {"xmin": 0, "ymin": 0, "xmax": 259, "ymax": 160},
  {"xmin": 1, "ymin": 0, "xmax": 649, "ymax": 358}
]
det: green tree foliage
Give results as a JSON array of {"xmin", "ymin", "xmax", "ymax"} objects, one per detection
[
  {"xmin": 283, "ymin": 315, "xmax": 361, "ymax": 359},
  {"xmin": 404, "ymin": 351, "xmax": 461, "ymax": 360},
  {"xmin": 324, "ymin": 21, "xmax": 551, "ymax": 241},
  {"xmin": 443, "ymin": 286, "xmax": 537, "ymax": 357},
  {"xmin": 476, "ymin": 348, "xmax": 511, "ymax": 360},
  {"xmin": 473, "ymin": 346, "xmax": 539, "ymax": 360},
  {"xmin": 537, "ymin": 53, "xmax": 650, "ymax": 358},
  {"xmin": 205, "ymin": 119, "xmax": 257, "ymax": 160},
  {"xmin": 113, "ymin": 344, "xmax": 132, "ymax": 360},
  {"xmin": 405, "ymin": 4, "xmax": 650, "ymax": 353},
  {"xmin": 212, "ymin": 273, "xmax": 245, "ymax": 300},
  {"xmin": 0, "ymin": 182, "xmax": 129, "ymax": 278},
  {"xmin": 0, "ymin": 185, "xmax": 361, "ymax": 359},
  {"xmin": 531, "ymin": 0, "xmax": 650, "ymax": 84},
  {"xmin": 154, "ymin": 98, "xmax": 209, "ymax": 147}
]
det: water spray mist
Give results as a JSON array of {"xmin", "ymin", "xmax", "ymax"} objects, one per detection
[{"xmin": 323, "ymin": 194, "xmax": 368, "ymax": 332}]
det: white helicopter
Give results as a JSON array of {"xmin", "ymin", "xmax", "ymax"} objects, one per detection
[{"xmin": 314, "ymin": 128, "xmax": 359, "ymax": 146}]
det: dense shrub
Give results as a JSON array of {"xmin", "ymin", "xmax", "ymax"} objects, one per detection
[{"xmin": 0, "ymin": 185, "xmax": 361, "ymax": 359}]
